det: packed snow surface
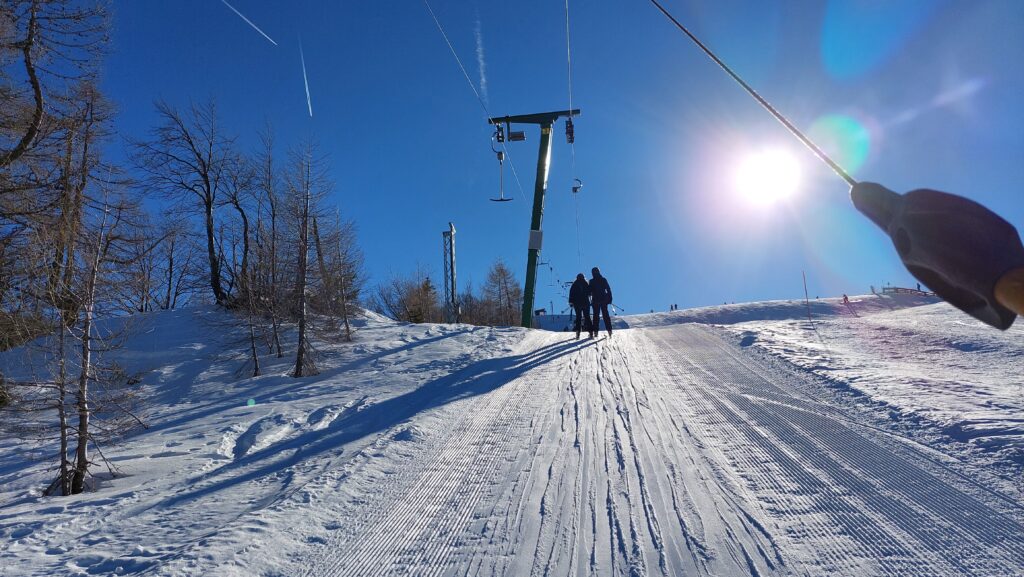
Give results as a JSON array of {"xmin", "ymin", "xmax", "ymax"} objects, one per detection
[{"xmin": 1, "ymin": 294, "xmax": 1022, "ymax": 576}]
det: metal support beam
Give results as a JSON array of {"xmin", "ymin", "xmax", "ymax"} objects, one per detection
[
  {"xmin": 521, "ymin": 122, "xmax": 552, "ymax": 327},
  {"xmin": 488, "ymin": 109, "xmax": 580, "ymax": 128}
]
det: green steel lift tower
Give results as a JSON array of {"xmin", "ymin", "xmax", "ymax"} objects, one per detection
[{"xmin": 488, "ymin": 109, "xmax": 580, "ymax": 328}]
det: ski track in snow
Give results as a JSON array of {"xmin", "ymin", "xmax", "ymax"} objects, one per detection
[
  {"xmin": 2, "ymin": 304, "xmax": 1023, "ymax": 576},
  {"xmin": 290, "ymin": 327, "xmax": 1024, "ymax": 576}
]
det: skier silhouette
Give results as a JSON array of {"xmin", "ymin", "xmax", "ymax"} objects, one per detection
[
  {"xmin": 590, "ymin": 267, "xmax": 613, "ymax": 338},
  {"xmin": 568, "ymin": 273, "xmax": 593, "ymax": 339}
]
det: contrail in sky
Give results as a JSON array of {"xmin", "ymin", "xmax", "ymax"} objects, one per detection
[
  {"xmin": 473, "ymin": 13, "xmax": 489, "ymax": 106},
  {"xmin": 889, "ymin": 78, "xmax": 985, "ymax": 126},
  {"xmin": 299, "ymin": 39, "xmax": 313, "ymax": 117},
  {"xmin": 220, "ymin": 0, "xmax": 278, "ymax": 46}
]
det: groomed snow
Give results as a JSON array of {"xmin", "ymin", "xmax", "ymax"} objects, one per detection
[
  {"xmin": 718, "ymin": 296, "xmax": 1024, "ymax": 481},
  {"xmin": 1, "ymin": 296, "xmax": 1022, "ymax": 576}
]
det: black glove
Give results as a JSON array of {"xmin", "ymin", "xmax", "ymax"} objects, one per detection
[{"xmin": 852, "ymin": 182, "xmax": 1024, "ymax": 329}]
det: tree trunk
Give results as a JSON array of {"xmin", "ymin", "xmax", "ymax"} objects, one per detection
[
  {"xmin": 71, "ymin": 238, "xmax": 103, "ymax": 494},
  {"xmin": 163, "ymin": 234, "xmax": 175, "ymax": 309},
  {"xmin": 204, "ymin": 201, "xmax": 225, "ymax": 304},
  {"xmin": 311, "ymin": 217, "xmax": 332, "ymax": 313},
  {"xmin": 57, "ymin": 324, "xmax": 70, "ymax": 496},
  {"xmin": 230, "ymin": 198, "xmax": 250, "ymax": 299},
  {"xmin": 293, "ymin": 175, "xmax": 311, "ymax": 377},
  {"xmin": 247, "ymin": 298, "xmax": 261, "ymax": 377},
  {"xmin": 338, "ymin": 255, "xmax": 352, "ymax": 342},
  {"xmin": 70, "ymin": 304, "xmax": 91, "ymax": 494},
  {"xmin": 270, "ymin": 297, "xmax": 283, "ymax": 357},
  {"xmin": 269, "ymin": 207, "xmax": 282, "ymax": 357},
  {"xmin": 264, "ymin": 145, "xmax": 283, "ymax": 357}
]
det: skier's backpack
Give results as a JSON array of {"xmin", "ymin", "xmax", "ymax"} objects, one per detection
[{"xmin": 582, "ymin": 315, "xmax": 594, "ymax": 333}]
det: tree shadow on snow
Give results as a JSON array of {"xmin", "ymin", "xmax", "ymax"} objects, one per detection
[
  {"xmin": 148, "ymin": 329, "xmax": 469, "ymax": 438},
  {"xmin": 155, "ymin": 337, "xmax": 591, "ymax": 509}
]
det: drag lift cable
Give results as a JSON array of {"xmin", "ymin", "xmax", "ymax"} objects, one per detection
[
  {"xmin": 422, "ymin": 0, "xmax": 527, "ymax": 203},
  {"xmin": 647, "ymin": 0, "xmax": 1024, "ymax": 329},
  {"xmin": 565, "ymin": 0, "xmax": 584, "ymax": 266}
]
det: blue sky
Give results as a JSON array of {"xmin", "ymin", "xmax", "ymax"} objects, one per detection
[{"xmin": 103, "ymin": 1, "xmax": 1024, "ymax": 315}]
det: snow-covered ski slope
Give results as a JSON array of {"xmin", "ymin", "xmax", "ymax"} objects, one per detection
[{"xmin": 1, "ymin": 295, "xmax": 1022, "ymax": 576}]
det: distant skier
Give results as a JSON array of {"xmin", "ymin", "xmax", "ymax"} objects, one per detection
[
  {"xmin": 568, "ymin": 273, "xmax": 593, "ymax": 339},
  {"xmin": 590, "ymin": 267, "xmax": 613, "ymax": 337}
]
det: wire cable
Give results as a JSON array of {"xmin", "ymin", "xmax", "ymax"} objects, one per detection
[
  {"xmin": 565, "ymin": 0, "xmax": 584, "ymax": 267},
  {"xmin": 422, "ymin": 0, "xmax": 527, "ymax": 198},
  {"xmin": 572, "ymin": 191, "xmax": 584, "ymax": 267},
  {"xmin": 648, "ymin": 0, "xmax": 857, "ymax": 187}
]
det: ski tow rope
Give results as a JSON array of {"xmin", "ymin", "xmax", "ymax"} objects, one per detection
[
  {"xmin": 422, "ymin": 0, "xmax": 527, "ymax": 199},
  {"xmin": 648, "ymin": 0, "xmax": 857, "ymax": 187}
]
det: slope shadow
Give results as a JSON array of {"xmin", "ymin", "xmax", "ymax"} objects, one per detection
[
  {"xmin": 149, "ymin": 330, "xmax": 468, "ymax": 437},
  {"xmin": 157, "ymin": 337, "xmax": 590, "ymax": 508}
]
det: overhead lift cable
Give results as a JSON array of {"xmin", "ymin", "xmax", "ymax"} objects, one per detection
[
  {"xmin": 648, "ymin": 0, "xmax": 854, "ymax": 186},
  {"xmin": 422, "ymin": 0, "xmax": 526, "ymax": 201},
  {"xmin": 648, "ymin": 0, "xmax": 1024, "ymax": 330},
  {"xmin": 564, "ymin": 0, "xmax": 584, "ymax": 267}
]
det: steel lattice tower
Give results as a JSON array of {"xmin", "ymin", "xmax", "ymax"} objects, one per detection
[{"xmin": 442, "ymin": 222, "xmax": 459, "ymax": 323}]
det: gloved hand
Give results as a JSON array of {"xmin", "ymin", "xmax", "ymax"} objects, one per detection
[{"xmin": 851, "ymin": 182, "xmax": 1024, "ymax": 329}]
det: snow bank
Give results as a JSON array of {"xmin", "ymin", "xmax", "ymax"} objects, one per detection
[
  {"xmin": 534, "ymin": 293, "xmax": 938, "ymax": 332},
  {"xmin": 721, "ymin": 301, "xmax": 1024, "ymax": 477},
  {"xmin": 623, "ymin": 293, "xmax": 940, "ymax": 328}
]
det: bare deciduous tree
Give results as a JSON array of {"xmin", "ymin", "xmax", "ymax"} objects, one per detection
[
  {"xmin": 286, "ymin": 140, "xmax": 330, "ymax": 377},
  {"xmin": 252, "ymin": 126, "xmax": 284, "ymax": 356},
  {"xmin": 131, "ymin": 100, "xmax": 234, "ymax": 305},
  {"xmin": 221, "ymin": 153, "xmax": 256, "ymax": 302},
  {"xmin": 156, "ymin": 220, "xmax": 201, "ymax": 310}
]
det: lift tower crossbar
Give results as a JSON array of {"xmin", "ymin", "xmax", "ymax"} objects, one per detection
[{"xmin": 488, "ymin": 109, "xmax": 580, "ymax": 328}]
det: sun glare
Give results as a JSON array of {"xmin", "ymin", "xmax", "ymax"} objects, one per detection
[{"xmin": 733, "ymin": 149, "xmax": 801, "ymax": 206}]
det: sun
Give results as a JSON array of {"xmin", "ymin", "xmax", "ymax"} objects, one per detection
[{"xmin": 733, "ymin": 149, "xmax": 802, "ymax": 206}]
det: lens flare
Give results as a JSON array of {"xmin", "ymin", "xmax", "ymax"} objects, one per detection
[
  {"xmin": 808, "ymin": 114, "xmax": 871, "ymax": 175},
  {"xmin": 733, "ymin": 149, "xmax": 801, "ymax": 206}
]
